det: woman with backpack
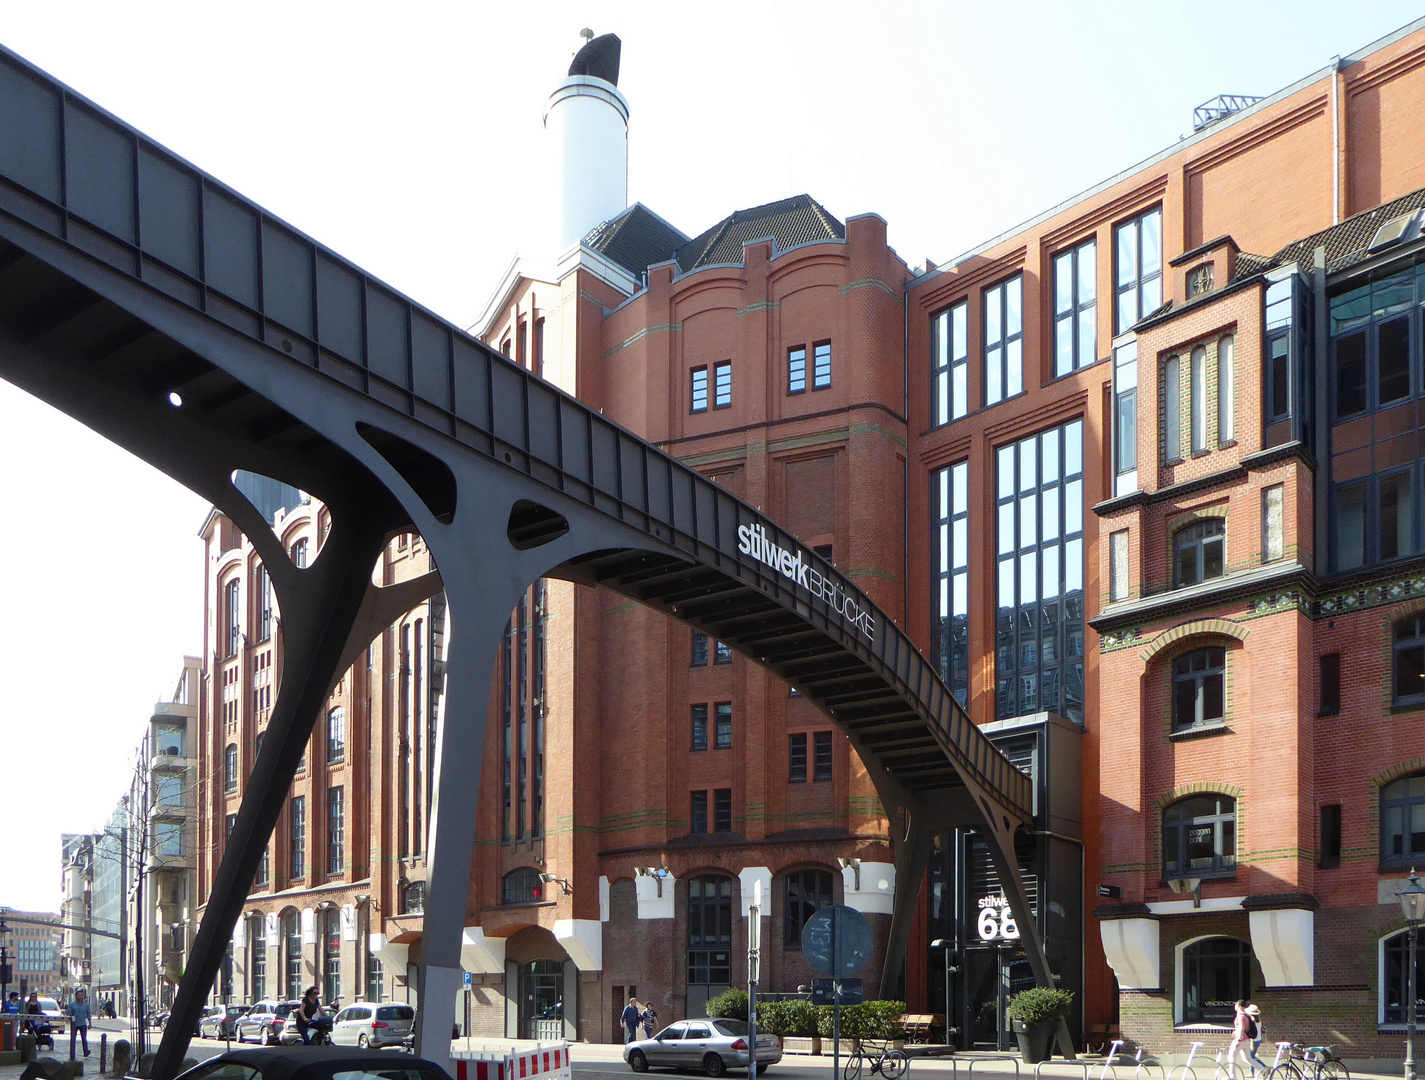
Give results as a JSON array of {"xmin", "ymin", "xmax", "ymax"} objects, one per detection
[{"xmin": 1242, "ymin": 1003, "xmax": 1268, "ymax": 1078}]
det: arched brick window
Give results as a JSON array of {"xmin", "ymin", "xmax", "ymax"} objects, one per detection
[
  {"xmin": 502, "ymin": 866, "xmax": 544, "ymax": 904},
  {"xmin": 1381, "ymin": 771, "xmax": 1425, "ymax": 866},
  {"xmin": 1162, "ymin": 794, "xmax": 1236, "ymax": 879}
]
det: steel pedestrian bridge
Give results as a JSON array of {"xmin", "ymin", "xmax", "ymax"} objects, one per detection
[{"xmin": 0, "ymin": 43, "xmax": 1064, "ymax": 1075}]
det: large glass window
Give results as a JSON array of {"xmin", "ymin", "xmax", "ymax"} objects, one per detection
[
  {"xmin": 714, "ymin": 361, "xmax": 732, "ymax": 409},
  {"xmin": 1334, "ymin": 467, "xmax": 1419, "ymax": 572},
  {"xmin": 1114, "ymin": 207, "xmax": 1163, "ymax": 333},
  {"xmin": 224, "ymin": 745, "xmax": 238, "ymax": 792},
  {"xmin": 327, "ymin": 786, "xmax": 344, "ymax": 875},
  {"xmin": 1174, "ymin": 519, "xmax": 1225, "ymax": 587},
  {"xmin": 1113, "ymin": 339, "xmax": 1138, "ymax": 495},
  {"xmin": 1163, "ymin": 795, "xmax": 1236, "ymax": 878},
  {"xmin": 983, "ymin": 276, "xmax": 1023, "ymax": 406},
  {"xmin": 250, "ymin": 923, "xmax": 266, "ymax": 1001},
  {"xmin": 931, "ymin": 301, "xmax": 969, "ymax": 425},
  {"xmin": 367, "ymin": 953, "xmax": 384, "ymax": 1003},
  {"xmin": 784, "ymin": 869, "xmax": 834, "ymax": 947},
  {"xmin": 690, "ymin": 790, "xmax": 708, "ymax": 835},
  {"xmin": 714, "ymin": 788, "xmax": 732, "ymax": 833},
  {"xmin": 1054, "ymin": 239, "xmax": 1097, "ymax": 376},
  {"xmin": 283, "ymin": 910, "xmax": 302, "ymax": 1000},
  {"xmin": 225, "ymin": 579, "xmax": 241, "ymax": 658},
  {"xmin": 1396, "ymin": 617, "xmax": 1425, "ymax": 708},
  {"xmin": 691, "ymin": 631, "xmax": 709, "ymax": 666},
  {"xmin": 788, "ymin": 347, "xmax": 807, "ymax": 394},
  {"xmin": 1182, "ymin": 937, "xmax": 1250, "ymax": 1025},
  {"xmin": 813, "ymin": 731, "xmax": 832, "ymax": 781},
  {"xmin": 687, "ymin": 875, "xmax": 733, "ymax": 985},
  {"xmin": 714, "ymin": 703, "xmax": 732, "ymax": 750},
  {"xmin": 289, "ymin": 795, "xmax": 305, "ymax": 879},
  {"xmin": 1381, "ymin": 772, "xmax": 1425, "ymax": 866},
  {"xmin": 322, "ymin": 907, "xmax": 340, "ymax": 1005},
  {"xmin": 327, "ymin": 706, "xmax": 345, "ymax": 764},
  {"xmin": 931, "ymin": 460, "xmax": 970, "ymax": 705},
  {"xmin": 994, "ymin": 420, "xmax": 1085, "ymax": 721},
  {"xmin": 813, "ymin": 342, "xmax": 832, "ymax": 389},
  {"xmin": 1265, "ymin": 277, "xmax": 1294, "ymax": 423},
  {"xmin": 255, "ymin": 566, "xmax": 273, "ymax": 642},
  {"xmin": 1384, "ymin": 929, "xmax": 1425, "ymax": 1024},
  {"xmin": 1172, "ymin": 647, "xmax": 1226, "ymax": 731},
  {"xmin": 691, "ymin": 705, "xmax": 708, "ymax": 752},
  {"xmin": 788, "ymin": 733, "xmax": 807, "ymax": 782}
]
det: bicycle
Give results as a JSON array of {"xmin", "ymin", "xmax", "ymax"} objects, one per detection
[
  {"xmin": 1265, "ymin": 1043, "xmax": 1349, "ymax": 1080},
  {"xmin": 843, "ymin": 1039, "xmax": 909, "ymax": 1080},
  {"xmin": 1093, "ymin": 1039, "xmax": 1166, "ymax": 1080},
  {"xmin": 1169, "ymin": 1039, "xmax": 1245, "ymax": 1080}
]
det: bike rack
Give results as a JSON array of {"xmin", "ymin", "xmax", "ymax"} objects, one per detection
[{"xmin": 964, "ymin": 1056, "xmax": 1021, "ymax": 1080}]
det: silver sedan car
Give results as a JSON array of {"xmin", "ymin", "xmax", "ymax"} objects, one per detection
[{"xmin": 624, "ymin": 1018, "xmax": 781, "ymax": 1076}]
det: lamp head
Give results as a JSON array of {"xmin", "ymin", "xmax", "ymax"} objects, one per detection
[{"xmin": 1399, "ymin": 869, "xmax": 1425, "ymax": 925}]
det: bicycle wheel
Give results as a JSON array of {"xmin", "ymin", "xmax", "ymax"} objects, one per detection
[
  {"xmin": 844, "ymin": 1053, "xmax": 864, "ymax": 1080},
  {"xmin": 881, "ymin": 1051, "xmax": 909, "ymax": 1080},
  {"xmin": 1268, "ymin": 1063, "xmax": 1305, "ymax": 1080},
  {"xmin": 1169, "ymin": 1066, "xmax": 1198, "ymax": 1080},
  {"xmin": 1317, "ymin": 1062, "xmax": 1349, "ymax": 1080}
]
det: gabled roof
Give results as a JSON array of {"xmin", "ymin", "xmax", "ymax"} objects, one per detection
[
  {"xmin": 581, "ymin": 202, "xmax": 689, "ymax": 280},
  {"xmin": 1237, "ymin": 185, "xmax": 1425, "ymax": 279},
  {"xmin": 675, "ymin": 194, "xmax": 844, "ymax": 273}
]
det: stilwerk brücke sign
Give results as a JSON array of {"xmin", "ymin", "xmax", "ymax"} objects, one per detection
[{"xmin": 737, "ymin": 523, "xmax": 876, "ymax": 644}]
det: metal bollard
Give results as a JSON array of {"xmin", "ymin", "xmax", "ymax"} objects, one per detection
[
  {"xmin": 71, "ymin": 1027, "xmax": 77, "ymax": 1060},
  {"xmin": 101, "ymin": 1033, "xmax": 108, "ymax": 1074}
]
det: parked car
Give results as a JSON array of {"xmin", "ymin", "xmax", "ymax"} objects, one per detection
[
  {"xmin": 200, "ymin": 1004, "xmax": 252, "ymax": 1039},
  {"xmin": 34, "ymin": 997, "xmax": 66, "ymax": 1035},
  {"xmin": 172, "ymin": 1046, "xmax": 454, "ymax": 1080},
  {"xmin": 329, "ymin": 1002, "xmax": 416, "ymax": 1049},
  {"xmin": 624, "ymin": 1018, "xmax": 781, "ymax": 1076},
  {"xmin": 234, "ymin": 1000, "xmax": 298, "ymax": 1045}
]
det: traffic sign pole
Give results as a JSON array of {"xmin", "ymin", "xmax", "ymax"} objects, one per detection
[{"xmin": 749, "ymin": 880, "xmax": 761, "ymax": 1080}]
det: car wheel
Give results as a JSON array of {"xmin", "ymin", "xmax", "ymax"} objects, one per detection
[
  {"xmin": 628, "ymin": 1050, "xmax": 648, "ymax": 1073},
  {"xmin": 704, "ymin": 1054, "xmax": 727, "ymax": 1078},
  {"xmin": 358, "ymin": 1034, "xmax": 369, "ymax": 1049},
  {"xmin": 266, "ymin": 1029, "xmax": 278, "ymax": 1046}
]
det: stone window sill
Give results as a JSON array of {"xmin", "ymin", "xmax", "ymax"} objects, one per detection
[{"xmin": 1169, "ymin": 721, "xmax": 1230, "ymax": 741}]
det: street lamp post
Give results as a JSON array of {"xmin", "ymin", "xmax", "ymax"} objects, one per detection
[{"xmin": 1399, "ymin": 870, "xmax": 1425, "ymax": 1080}]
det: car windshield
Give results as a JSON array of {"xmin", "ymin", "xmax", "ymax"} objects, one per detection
[
  {"xmin": 711, "ymin": 1020, "xmax": 749, "ymax": 1037},
  {"xmin": 38, "ymin": 999, "xmax": 60, "ymax": 1012}
]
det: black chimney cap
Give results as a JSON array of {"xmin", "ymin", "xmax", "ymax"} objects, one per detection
[{"xmin": 568, "ymin": 33, "xmax": 621, "ymax": 86}]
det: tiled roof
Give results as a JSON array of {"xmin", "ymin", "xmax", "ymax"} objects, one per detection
[
  {"xmin": 1236, "ymin": 185, "xmax": 1425, "ymax": 279},
  {"xmin": 675, "ymin": 194, "xmax": 845, "ymax": 273},
  {"xmin": 581, "ymin": 203, "xmax": 689, "ymax": 280}
]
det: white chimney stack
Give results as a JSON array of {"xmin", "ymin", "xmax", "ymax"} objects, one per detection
[{"xmin": 544, "ymin": 32, "xmax": 628, "ymax": 254}]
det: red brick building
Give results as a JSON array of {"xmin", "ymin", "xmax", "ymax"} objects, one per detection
[
  {"xmin": 197, "ymin": 16, "xmax": 1425, "ymax": 1055},
  {"xmin": 904, "ymin": 16, "xmax": 1425, "ymax": 1054}
]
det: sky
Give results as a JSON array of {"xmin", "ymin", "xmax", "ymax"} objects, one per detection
[{"xmin": 1, "ymin": 0, "xmax": 1422, "ymax": 914}]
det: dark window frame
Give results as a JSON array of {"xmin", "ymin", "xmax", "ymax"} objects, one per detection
[
  {"xmin": 713, "ymin": 788, "xmax": 733, "ymax": 833},
  {"xmin": 1181, "ymin": 937, "xmax": 1250, "ymax": 1025},
  {"xmin": 502, "ymin": 866, "xmax": 545, "ymax": 904},
  {"xmin": 691, "ymin": 366, "xmax": 709, "ymax": 413},
  {"xmin": 224, "ymin": 744, "xmax": 238, "ymax": 792},
  {"xmin": 813, "ymin": 730, "xmax": 833, "ymax": 781},
  {"xmin": 713, "ymin": 360, "xmax": 732, "ymax": 409},
  {"xmin": 1379, "ymin": 770, "xmax": 1425, "ymax": 867},
  {"xmin": 289, "ymin": 795, "xmax": 306, "ymax": 880},
  {"xmin": 687, "ymin": 874, "xmax": 733, "ymax": 984},
  {"xmin": 788, "ymin": 345, "xmax": 807, "ymax": 394},
  {"xmin": 1319, "ymin": 652, "xmax": 1341, "ymax": 716},
  {"xmin": 1173, "ymin": 518, "xmax": 1226, "ymax": 588},
  {"xmin": 1162, "ymin": 793, "xmax": 1237, "ymax": 879},
  {"xmin": 1384, "ymin": 928, "xmax": 1425, "ymax": 1024},
  {"xmin": 1113, "ymin": 206, "xmax": 1164, "ymax": 334},
  {"xmin": 784, "ymin": 869, "xmax": 835, "ymax": 948},
  {"xmin": 1319, "ymin": 803, "xmax": 1342, "ymax": 868},
  {"xmin": 691, "ymin": 704, "xmax": 709, "ymax": 752},
  {"xmin": 691, "ymin": 631, "xmax": 709, "ymax": 667},
  {"xmin": 690, "ymin": 790, "xmax": 708, "ymax": 835},
  {"xmin": 1053, "ymin": 238, "xmax": 1098, "ymax": 377},
  {"xmin": 983, "ymin": 274, "xmax": 1024, "ymax": 407},
  {"xmin": 1171, "ymin": 646, "xmax": 1226, "ymax": 732},
  {"xmin": 1394, "ymin": 615, "xmax": 1425, "ymax": 708},
  {"xmin": 714, "ymin": 639, "xmax": 733, "ymax": 664},
  {"xmin": 931, "ymin": 300, "xmax": 969, "ymax": 426},
  {"xmin": 812, "ymin": 340, "xmax": 832, "ymax": 389},
  {"xmin": 326, "ymin": 785, "xmax": 344, "ymax": 876},
  {"xmin": 326, "ymin": 705, "xmax": 345, "ymax": 763},
  {"xmin": 788, "ymin": 733, "xmax": 807, "ymax": 782},
  {"xmin": 1334, "ymin": 467, "xmax": 1421, "ymax": 573},
  {"xmin": 714, "ymin": 702, "xmax": 732, "ymax": 750}
]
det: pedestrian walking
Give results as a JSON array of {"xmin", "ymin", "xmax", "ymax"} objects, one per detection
[
  {"xmin": 68, "ymin": 989, "xmax": 92, "ymax": 1057},
  {"xmin": 1242, "ymin": 1003, "xmax": 1267, "ymax": 1078},
  {"xmin": 1228, "ymin": 1000, "xmax": 1253, "ymax": 1077},
  {"xmin": 3, "ymin": 992, "xmax": 19, "ymax": 1014},
  {"xmin": 620, "ymin": 997, "xmax": 641, "ymax": 1044},
  {"xmin": 640, "ymin": 1003, "xmax": 658, "ymax": 1039}
]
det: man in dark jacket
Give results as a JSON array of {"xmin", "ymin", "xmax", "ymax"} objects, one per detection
[{"xmin": 620, "ymin": 998, "xmax": 641, "ymax": 1044}]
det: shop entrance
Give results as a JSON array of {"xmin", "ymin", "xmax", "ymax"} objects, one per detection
[
  {"xmin": 520, "ymin": 960, "xmax": 564, "ymax": 1040},
  {"xmin": 963, "ymin": 947, "xmax": 1032, "ymax": 1049}
]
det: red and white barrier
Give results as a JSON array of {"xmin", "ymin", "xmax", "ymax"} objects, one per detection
[{"xmin": 452, "ymin": 1041, "xmax": 571, "ymax": 1080}]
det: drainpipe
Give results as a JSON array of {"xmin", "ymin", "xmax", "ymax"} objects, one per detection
[{"xmin": 1330, "ymin": 56, "xmax": 1343, "ymax": 225}]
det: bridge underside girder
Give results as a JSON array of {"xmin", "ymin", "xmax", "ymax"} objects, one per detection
[{"xmin": 0, "ymin": 39, "xmax": 1062, "ymax": 1077}]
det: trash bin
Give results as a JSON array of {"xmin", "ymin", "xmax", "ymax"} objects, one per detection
[{"xmin": 18, "ymin": 1032, "xmax": 36, "ymax": 1062}]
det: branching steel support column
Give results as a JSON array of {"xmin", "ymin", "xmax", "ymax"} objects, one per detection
[
  {"xmin": 153, "ymin": 499, "xmax": 399, "ymax": 1080},
  {"xmin": 881, "ymin": 811, "xmax": 937, "ymax": 998},
  {"xmin": 983, "ymin": 818, "xmax": 1076, "ymax": 1059}
]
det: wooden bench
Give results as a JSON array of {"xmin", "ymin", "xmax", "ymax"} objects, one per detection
[{"xmin": 899, "ymin": 1014, "xmax": 942, "ymax": 1043}]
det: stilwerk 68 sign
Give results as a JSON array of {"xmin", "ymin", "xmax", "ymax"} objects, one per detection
[{"xmin": 737, "ymin": 523, "xmax": 876, "ymax": 643}]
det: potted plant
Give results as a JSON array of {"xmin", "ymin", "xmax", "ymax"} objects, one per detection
[{"xmin": 1004, "ymin": 986, "xmax": 1073, "ymax": 1064}]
